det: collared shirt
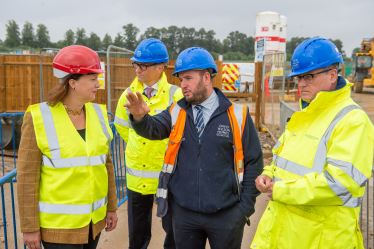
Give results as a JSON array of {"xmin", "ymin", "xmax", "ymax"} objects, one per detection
[
  {"xmin": 192, "ymin": 90, "xmax": 219, "ymax": 128},
  {"xmin": 143, "ymin": 80, "xmax": 159, "ymax": 98}
]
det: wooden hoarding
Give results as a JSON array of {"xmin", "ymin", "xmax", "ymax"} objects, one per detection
[{"xmin": 0, "ymin": 56, "xmax": 223, "ymax": 113}]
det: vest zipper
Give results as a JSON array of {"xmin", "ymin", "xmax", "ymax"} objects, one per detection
[
  {"xmin": 198, "ymin": 139, "xmax": 201, "ymax": 211},
  {"xmin": 233, "ymin": 145, "xmax": 241, "ymax": 200}
]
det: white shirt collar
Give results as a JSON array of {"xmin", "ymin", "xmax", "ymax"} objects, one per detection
[
  {"xmin": 143, "ymin": 79, "xmax": 160, "ymax": 91},
  {"xmin": 193, "ymin": 90, "xmax": 218, "ymax": 111}
]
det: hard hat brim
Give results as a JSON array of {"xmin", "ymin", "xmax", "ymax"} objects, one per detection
[
  {"xmin": 88, "ymin": 68, "xmax": 106, "ymax": 74},
  {"xmin": 172, "ymin": 66, "xmax": 218, "ymax": 76},
  {"xmin": 130, "ymin": 56, "xmax": 168, "ymax": 64},
  {"xmin": 288, "ymin": 56, "xmax": 344, "ymax": 77}
]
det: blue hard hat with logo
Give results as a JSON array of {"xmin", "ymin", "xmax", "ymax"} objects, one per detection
[
  {"xmin": 131, "ymin": 38, "xmax": 169, "ymax": 63},
  {"xmin": 172, "ymin": 47, "xmax": 217, "ymax": 76},
  {"xmin": 288, "ymin": 37, "xmax": 344, "ymax": 77}
]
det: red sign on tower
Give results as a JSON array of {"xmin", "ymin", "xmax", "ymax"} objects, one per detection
[{"xmin": 261, "ymin": 27, "xmax": 269, "ymax": 31}]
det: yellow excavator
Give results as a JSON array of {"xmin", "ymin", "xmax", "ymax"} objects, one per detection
[{"xmin": 352, "ymin": 38, "xmax": 374, "ymax": 93}]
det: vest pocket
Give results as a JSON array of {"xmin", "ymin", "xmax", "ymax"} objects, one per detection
[
  {"xmin": 125, "ymin": 150, "xmax": 138, "ymax": 158},
  {"xmin": 125, "ymin": 150, "xmax": 139, "ymax": 170},
  {"xmin": 277, "ymin": 205, "xmax": 326, "ymax": 249}
]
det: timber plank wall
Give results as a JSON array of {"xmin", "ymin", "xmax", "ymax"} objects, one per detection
[{"xmin": 0, "ymin": 55, "xmax": 222, "ymax": 113}]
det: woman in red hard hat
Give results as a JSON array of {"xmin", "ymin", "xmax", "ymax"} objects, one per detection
[{"xmin": 17, "ymin": 45, "xmax": 118, "ymax": 249}]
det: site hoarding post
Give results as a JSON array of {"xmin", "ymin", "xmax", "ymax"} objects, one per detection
[{"xmin": 254, "ymin": 62, "xmax": 262, "ymax": 130}]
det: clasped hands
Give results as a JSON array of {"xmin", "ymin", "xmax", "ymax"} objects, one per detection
[{"xmin": 255, "ymin": 175, "xmax": 274, "ymax": 201}]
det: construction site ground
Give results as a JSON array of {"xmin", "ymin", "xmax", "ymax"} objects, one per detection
[{"xmin": 1, "ymin": 88, "xmax": 374, "ymax": 248}]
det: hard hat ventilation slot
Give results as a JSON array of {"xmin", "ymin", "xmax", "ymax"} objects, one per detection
[
  {"xmin": 305, "ymin": 38, "xmax": 325, "ymax": 50},
  {"xmin": 146, "ymin": 41, "xmax": 158, "ymax": 48}
]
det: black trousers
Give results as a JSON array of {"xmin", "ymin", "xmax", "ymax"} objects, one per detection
[
  {"xmin": 42, "ymin": 224, "xmax": 100, "ymax": 249},
  {"xmin": 169, "ymin": 197, "xmax": 247, "ymax": 249},
  {"xmin": 127, "ymin": 188, "xmax": 175, "ymax": 249}
]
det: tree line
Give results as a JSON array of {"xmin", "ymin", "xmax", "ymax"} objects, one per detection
[{"xmin": 1, "ymin": 20, "xmax": 349, "ymax": 61}]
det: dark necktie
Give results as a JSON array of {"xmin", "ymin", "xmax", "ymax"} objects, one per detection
[{"xmin": 194, "ymin": 105, "xmax": 205, "ymax": 139}]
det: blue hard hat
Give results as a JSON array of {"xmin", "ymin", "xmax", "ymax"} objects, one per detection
[
  {"xmin": 131, "ymin": 38, "xmax": 169, "ymax": 63},
  {"xmin": 288, "ymin": 37, "xmax": 344, "ymax": 77},
  {"xmin": 172, "ymin": 47, "xmax": 218, "ymax": 76}
]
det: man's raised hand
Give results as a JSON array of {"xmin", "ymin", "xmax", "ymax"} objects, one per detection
[{"xmin": 124, "ymin": 91, "xmax": 150, "ymax": 122}]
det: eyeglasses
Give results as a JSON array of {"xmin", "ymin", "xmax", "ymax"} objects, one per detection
[
  {"xmin": 291, "ymin": 68, "xmax": 333, "ymax": 84},
  {"xmin": 132, "ymin": 62, "xmax": 160, "ymax": 71}
]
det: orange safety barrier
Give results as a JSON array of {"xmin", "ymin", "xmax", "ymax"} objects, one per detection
[{"xmin": 265, "ymin": 78, "xmax": 270, "ymax": 96}]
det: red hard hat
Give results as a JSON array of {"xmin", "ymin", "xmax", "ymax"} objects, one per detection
[{"xmin": 53, "ymin": 45, "xmax": 105, "ymax": 74}]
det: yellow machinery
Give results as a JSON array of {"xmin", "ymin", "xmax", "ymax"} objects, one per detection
[{"xmin": 353, "ymin": 38, "xmax": 374, "ymax": 93}]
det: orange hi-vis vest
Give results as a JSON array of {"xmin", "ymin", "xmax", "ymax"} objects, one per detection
[{"xmin": 155, "ymin": 101, "xmax": 247, "ymax": 217}]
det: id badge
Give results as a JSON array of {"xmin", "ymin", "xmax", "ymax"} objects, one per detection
[{"xmin": 239, "ymin": 159, "xmax": 243, "ymax": 171}]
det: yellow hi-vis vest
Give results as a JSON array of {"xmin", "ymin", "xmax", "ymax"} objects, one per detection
[
  {"xmin": 114, "ymin": 72, "xmax": 183, "ymax": 195},
  {"xmin": 27, "ymin": 102, "xmax": 113, "ymax": 229},
  {"xmin": 251, "ymin": 80, "xmax": 374, "ymax": 249}
]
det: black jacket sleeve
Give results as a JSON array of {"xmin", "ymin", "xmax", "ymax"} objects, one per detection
[
  {"xmin": 130, "ymin": 107, "xmax": 173, "ymax": 140},
  {"xmin": 237, "ymin": 109, "xmax": 263, "ymax": 218}
]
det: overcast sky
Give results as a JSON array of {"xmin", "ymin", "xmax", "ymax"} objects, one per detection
[{"xmin": 1, "ymin": 0, "xmax": 373, "ymax": 56}]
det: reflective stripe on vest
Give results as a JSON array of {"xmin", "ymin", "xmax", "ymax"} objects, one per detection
[
  {"xmin": 233, "ymin": 103, "xmax": 245, "ymax": 137},
  {"xmin": 274, "ymin": 141, "xmax": 281, "ymax": 150},
  {"xmin": 92, "ymin": 103, "xmax": 111, "ymax": 142},
  {"xmin": 155, "ymin": 102, "xmax": 186, "ymax": 217},
  {"xmin": 39, "ymin": 195, "xmax": 108, "ymax": 215},
  {"xmin": 126, "ymin": 166, "xmax": 161, "ymax": 179},
  {"xmin": 323, "ymin": 170, "xmax": 364, "ymax": 208},
  {"xmin": 312, "ymin": 105, "xmax": 361, "ymax": 172},
  {"xmin": 114, "ymin": 85, "xmax": 179, "ymax": 128},
  {"xmin": 170, "ymin": 102, "xmax": 182, "ymax": 128},
  {"xmin": 273, "ymin": 105, "xmax": 366, "ymax": 208},
  {"xmin": 326, "ymin": 158, "xmax": 368, "ymax": 187},
  {"xmin": 114, "ymin": 115, "xmax": 130, "ymax": 128},
  {"xmin": 227, "ymin": 103, "xmax": 247, "ymax": 178},
  {"xmin": 42, "ymin": 154, "xmax": 107, "ymax": 168},
  {"xmin": 39, "ymin": 102, "xmax": 110, "ymax": 168},
  {"xmin": 156, "ymin": 102, "xmax": 247, "ymax": 217},
  {"xmin": 156, "ymin": 188, "xmax": 168, "ymax": 199},
  {"xmin": 40, "ymin": 103, "xmax": 61, "ymax": 159},
  {"xmin": 169, "ymin": 85, "xmax": 179, "ymax": 106},
  {"xmin": 114, "ymin": 89, "xmax": 133, "ymax": 129}
]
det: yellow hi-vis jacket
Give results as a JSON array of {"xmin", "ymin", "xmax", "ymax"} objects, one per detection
[
  {"xmin": 27, "ymin": 102, "xmax": 113, "ymax": 229},
  {"xmin": 251, "ymin": 80, "xmax": 374, "ymax": 249},
  {"xmin": 114, "ymin": 72, "xmax": 183, "ymax": 195}
]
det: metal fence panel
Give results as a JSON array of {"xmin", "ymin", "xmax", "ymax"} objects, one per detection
[
  {"xmin": 106, "ymin": 46, "xmax": 135, "ymax": 113},
  {"xmin": 261, "ymin": 53, "xmax": 288, "ymax": 139},
  {"xmin": 279, "ymin": 101, "xmax": 297, "ymax": 134}
]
